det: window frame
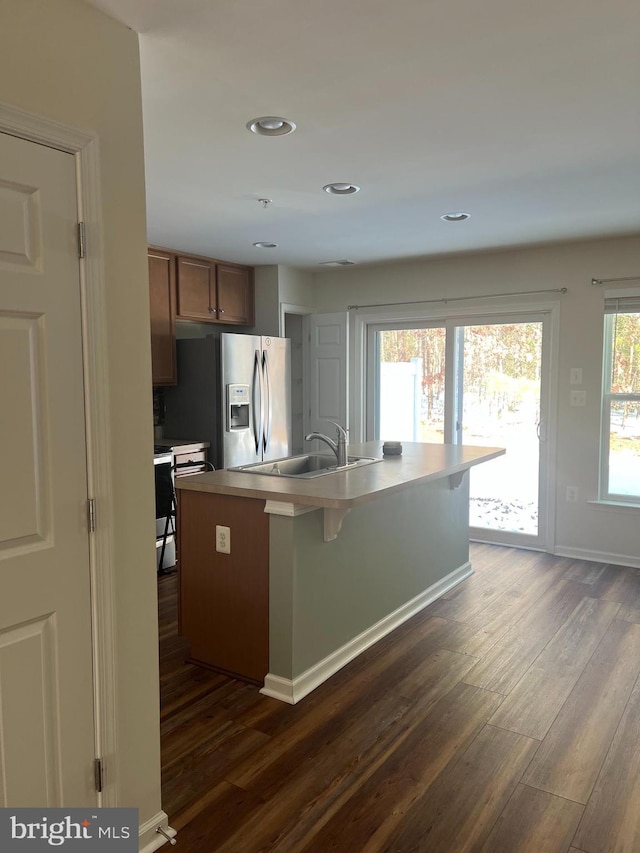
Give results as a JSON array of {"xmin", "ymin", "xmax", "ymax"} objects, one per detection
[{"xmin": 600, "ymin": 294, "xmax": 640, "ymax": 504}]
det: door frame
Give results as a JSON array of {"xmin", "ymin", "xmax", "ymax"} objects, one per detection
[
  {"xmin": 280, "ymin": 302, "xmax": 315, "ymax": 442},
  {"xmin": 0, "ymin": 103, "xmax": 118, "ymax": 805},
  {"xmin": 353, "ymin": 297, "xmax": 560, "ymax": 553}
]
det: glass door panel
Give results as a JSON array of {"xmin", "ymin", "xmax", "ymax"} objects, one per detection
[
  {"xmin": 458, "ymin": 321, "xmax": 544, "ymax": 543},
  {"xmin": 376, "ymin": 326, "xmax": 446, "ymax": 442}
]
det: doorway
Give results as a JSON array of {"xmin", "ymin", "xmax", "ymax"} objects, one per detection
[{"xmin": 368, "ymin": 310, "xmax": 553, "ymax": 550}]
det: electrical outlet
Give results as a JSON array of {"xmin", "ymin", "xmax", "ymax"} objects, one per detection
[
  {"xmin": 570, "ymin": 390, "xmax": 586, "ymax": 407},
  {"xmin": 566, "ymin": 486, "xmax": 579, "ymax": 503},
  {"xmin": 215, "ymin": 525, "xmax": 231, "ymax": 554}
]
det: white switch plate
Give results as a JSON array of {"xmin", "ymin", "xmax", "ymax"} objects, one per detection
[
  {"xmin": 570, "ymin": 390, "xmax": 586, "ymax": 407},
  {"xmin": 566, "ymin": 486, "xmax": 579, "ymax": 502},
  {"xmin": 216, "ymin": 525, "xmax": 231, "ymax": 554},
  {"xmin": 570, "ymin": 368, "xmax": 583, "ymax": 385}
]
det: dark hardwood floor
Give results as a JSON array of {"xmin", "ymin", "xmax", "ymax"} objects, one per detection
[{"xmin": 158, "ymin": 544, "xmax": 640, "ymax": 852}]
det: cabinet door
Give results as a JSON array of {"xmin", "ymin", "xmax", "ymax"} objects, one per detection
[
  {"xmin": 148, "ymin": 248, "xmax": 177, "ymax": 385},
  {"xmin": 216, "ymin": 263, "xmax": 254, "ymax": 325},
  {"xmin": 176, "ymin": 255, "xmax": 216, "ymax": 321}
]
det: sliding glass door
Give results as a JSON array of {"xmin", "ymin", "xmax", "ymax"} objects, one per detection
[{"xmin": 368, "ymin": 312, "xmax": 551, "ymax": 549}]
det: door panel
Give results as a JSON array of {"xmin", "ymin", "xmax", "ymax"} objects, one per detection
[
  {"xmin": 308, "ymin": 313, "xmax": 349, "ymax": 437},
  {"xmin": 221, "ymin": 332, "xmax": 262, "ymax": 467},
  {"xmin": 0, "ymin": 133, "xmax": 96, "ymax": 806},
  {"xmin": 0, "ymin": 316, "xmax": 49, "ymax": 548},
  {"xmin": 217, "ymin": 264, "xmax": 253, "ymax": 325},
  {"xmin": 457, "ymin": 320, "xmax": 546, "ymax": 548},
  {"xmin": 262, "ymin": 336, "xmax": 291, "ymax": 461},
  {"xmin": 176, "ymin": 255, "xmax": 214, "ymax": 321}
]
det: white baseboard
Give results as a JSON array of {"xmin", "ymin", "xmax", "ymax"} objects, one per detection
[
  {"xmin": 554, "ymin": 545, "xmax": 640, "ymax": 570},
  {"xmin": 138, "ymin": 811, "xmax": 176, "ymax": 852},
  {"xmin": 261, "ymin": 561, "xmax": 472, "ymax": 704}
]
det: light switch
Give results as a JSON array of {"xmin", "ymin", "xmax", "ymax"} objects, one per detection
[
  {"xmin": 570, "ymin": 368, "xmax": 583, "ymax": 385},
  {"xmin": 570, "ymin": 390, "xmax": 586, "ymax": 407}
]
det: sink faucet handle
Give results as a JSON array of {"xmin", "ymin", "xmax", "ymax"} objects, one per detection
[
  {"xmin": 327, "ymin": 420, "xmax": 348, "ymax": 439},
  {"xmin": 326, "ymin": 421, "xmax": 348, "ymax": 467}
]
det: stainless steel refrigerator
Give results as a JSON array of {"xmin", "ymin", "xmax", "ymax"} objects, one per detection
[{"xmin": 163, "ymin": 333, "xmax": 291, "ymax": 469}]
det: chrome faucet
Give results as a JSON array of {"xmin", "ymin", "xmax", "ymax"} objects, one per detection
[{"xmin": 305, "ymin": 421, "xmax": 349, "ymax": 468}]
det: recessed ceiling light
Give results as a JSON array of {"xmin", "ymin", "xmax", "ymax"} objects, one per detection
[
  {"xmin": 323, "ymin": 183, "xmax": 360, "ymax": 195},
  {"xmin": 440, "ymin": 212, "xmax": 471, "ymax": 222},
  {"xmin": 246, "ymin": 116, "xmax": 296, "ymax": 136},
  {"xmin": 253, "ymin": 241, "xmax": 278, "ymax": 248}
]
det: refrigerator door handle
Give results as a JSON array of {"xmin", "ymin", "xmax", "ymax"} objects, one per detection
[
  {"xmin": 263, "ymin": 349, "xmax": 272, "ymax": 453},
  {"xmin": 252, "ymin": 349, "xmax": 264, "ymax": 454}
]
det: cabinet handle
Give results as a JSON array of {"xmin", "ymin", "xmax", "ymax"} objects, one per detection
[
  {"xmin": 208, "ymin": 306, "xmax": 218, "ymax": 313},
  {"xmin": 218, "ymin": 308, "xmax": 225, "ymax": 314}
]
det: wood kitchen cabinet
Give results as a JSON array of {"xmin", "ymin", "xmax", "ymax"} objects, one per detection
[
  {"xmin": 175, "ymin": 254, "xmax": 215, "ymax": 322},
  {"xmin": 176, "ymin": 253, "xmax": 254, "ymax": 326},
  {"xmin": 216, "ymin": 263, "xmax": 254, "ymax": 324},
  {"xmin": 148, "ymin": 247, "xmax": 177, "ymax": 385}
]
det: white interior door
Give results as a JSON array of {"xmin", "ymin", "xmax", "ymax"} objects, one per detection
[
  {"xmin": 307, "ymin": 312, "xmax": 349, "ymax": 438},
  {"xmin": 0, "ymin": 133, "xmax": 96, "ymax": 806}
]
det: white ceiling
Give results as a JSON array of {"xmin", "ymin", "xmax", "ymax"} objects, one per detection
[{"xmin": 89, "ymin": 0, "xmax": 640, "ymax": 269}]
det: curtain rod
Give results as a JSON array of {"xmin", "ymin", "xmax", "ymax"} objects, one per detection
[
  {"xmin": 591, "ymin": 275, "xmax": 640, "ymax": 286},
  {"xmin": 347, "ymin": 287, "xmax": 567, "ymax": 311}
]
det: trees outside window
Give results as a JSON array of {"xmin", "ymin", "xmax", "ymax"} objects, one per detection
[{"xmin": 602, "ymin": 297, "xmax": 640, "ymax": 501}]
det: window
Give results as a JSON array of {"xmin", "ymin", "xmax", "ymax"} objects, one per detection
[{"xmin": 601, "ymin": 296, "xmax": 640, "ymax": 502}]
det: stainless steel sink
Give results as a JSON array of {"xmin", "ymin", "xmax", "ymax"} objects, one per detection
[{"xmin": 228, "ymin": 453, "xmax": 381, "ymax": 478}]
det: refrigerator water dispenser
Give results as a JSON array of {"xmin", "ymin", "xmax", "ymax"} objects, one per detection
[{"xmin": 227, "ymin": 383, "xmax": 250, "ymax": 431}]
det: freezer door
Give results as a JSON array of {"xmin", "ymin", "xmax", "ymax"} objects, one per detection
[
  {"xmin": 262, "ymin": 336, "xmax": 291, "ymax": 461},
  {"xmin": 220, "ymin": 333, "xmax": 262, "ymax": 467}
]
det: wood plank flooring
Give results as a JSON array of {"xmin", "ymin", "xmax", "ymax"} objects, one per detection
[{"xmin": 158, "ymin": 544, "xmax": 640, "ymax": 852}]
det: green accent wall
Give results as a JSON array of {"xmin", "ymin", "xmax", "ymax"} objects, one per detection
[{"xmin": 269, "ymin": 472, "xmax": 470, "ymax": 679}]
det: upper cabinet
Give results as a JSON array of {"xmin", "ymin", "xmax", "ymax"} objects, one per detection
[
  {"xmin": 176, "ymin": 254, "xmax": 254, "ymax": 326},
  {"xmin": 216, "ymin": 264, "xmax": 254, "ymax": 325},
  {"xmin": 148, "ymin": 247, "xmax": 177, "ymax": 386},
  {"xmin": 175, "ymin": 255, "xmax": 215, "ymax": 322},
  {"xmin": 148, "ymin": 247, "xmax": 255, "ymax": 386}
]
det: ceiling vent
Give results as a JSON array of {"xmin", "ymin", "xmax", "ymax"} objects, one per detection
[{"xmin": 319, "ymin": 259, "xmax": 356, "ymax": 266}]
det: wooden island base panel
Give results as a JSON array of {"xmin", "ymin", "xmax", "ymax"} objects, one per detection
[
  {"xmin": 175, "ymin": 441, "xmax": 504, "ymax": 700},
  {"xmin": 178, "ymin": 490, "xmax": 269, "ymax": 684}
]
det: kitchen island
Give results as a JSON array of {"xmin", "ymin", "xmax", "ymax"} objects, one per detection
[{"xmin": 175, "ymin": 441, "xmax": 504, "ymax": 703}]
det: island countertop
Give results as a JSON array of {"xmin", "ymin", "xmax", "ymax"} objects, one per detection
[{"xmin": 175, "ymin": 441, "xmax": 505, "ymax": 510}]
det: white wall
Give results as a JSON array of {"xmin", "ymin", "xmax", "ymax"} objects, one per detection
[
  {"xmin": 278, "ymin": 265, "xmax": 315, "ymax": 311},
  {"xmin": 0, "ymin": 0, "xmax": 161, "ymax": 827},
  {"xmin": 253, "ymin": 265, "xmax": 280, "ymax": 335},
  {"xmin": 312, "ymin": 236, "xmax": 640, "ymax": 565}
]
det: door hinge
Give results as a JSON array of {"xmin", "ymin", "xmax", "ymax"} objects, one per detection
[
  {"xmin": 77, "ymin": 221, "xmax": 86, "ymax": 259},
  {"xmin": 94, "ymin": 758, "xmax": 104, "ymax": 793},
  {"xmin": 87, "ymin": 498, "xmax": 96, "ymax": 533}
]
